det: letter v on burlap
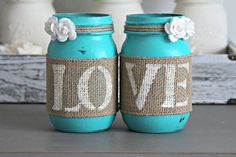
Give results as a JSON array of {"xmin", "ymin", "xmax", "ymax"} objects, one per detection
[{"xmin": 120, "ymin": 54, "xmax": 192, "ymax": 116}]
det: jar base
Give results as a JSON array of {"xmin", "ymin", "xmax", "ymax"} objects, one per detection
[
  {"xmin": 121, "ymin": 112, "xmax": 190, "ymax": 134},
  {"xmin": 49, "ymin": 114, "xmax": 116, "ymax": 133}
]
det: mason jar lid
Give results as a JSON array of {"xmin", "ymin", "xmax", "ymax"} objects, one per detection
[
  {"xmin": 126, "ymin": 13, "xmax": 183, "ymax": 26},
  {"xmin": 54, "ymin": 13, "xmax": 113, "ymax": 27}
]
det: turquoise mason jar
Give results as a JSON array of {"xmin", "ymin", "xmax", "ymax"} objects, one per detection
[
  {"xmin": 45, "ymin": 13, "xmax": 117, "ymax": 133},
  {"xmin": 120, "ymin": 14, "xmax": 194, "ymax": 133}
]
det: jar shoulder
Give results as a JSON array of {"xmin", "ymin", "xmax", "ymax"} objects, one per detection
[
  {"xmin": 48, "ymin": 35, "xmax": 117, "ymax": 59},
  {"xmin": 121, "ymin": 34, "xmax": 191, "ymax": 57}
]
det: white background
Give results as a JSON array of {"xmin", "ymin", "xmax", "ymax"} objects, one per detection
[{"xmin": 0, "ymin": 0, "xmax": 235, "ymax": 43}]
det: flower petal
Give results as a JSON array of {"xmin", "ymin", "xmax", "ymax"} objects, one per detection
[
  {"xmin": 57, "ymin": 34, "xmax": 68, "ymax": 42},
  {"xmin": 69, "ymin": 32, "xmax": 77, "ymax": 40},
  {"xmin": 169, "ymin": 22, "xmax": 176, "ymax": 35},
  {"xmin": 183, "ymin": 17, "xmax": 195, "ymax": 38},
  {"xmin": 49, "ymin": 16, "xmax": 58, "ymax": 22},
  {"xmin": 176, "ymin": 30, "xmax": 186, "ymax": 39},
  {"xmin": 44, "ymin": 16, "xmax": 59, "ymax": 39},
  {"xmin": 183, "ymin": 34, "xmax": 190, "ymax": 40},
  {"xmin": 51, "ymin": 35, "xmax": 57, "ymax": 41},
  {"xmin": 169, "ymin": 35, "xmax": 178, "ymax": 42},
  {"xmin": 60, "ymin": 18, "xmax": 76, "ymax": 30},
  {"xmin": 164, "ymin": 23, "xmax": 171, "ymax": 34}
]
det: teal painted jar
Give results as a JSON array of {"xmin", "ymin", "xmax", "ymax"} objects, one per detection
[
  {"xmin": 120, "ymin": 14, "xmax": 194, "ymax": 133},
  {"xmin": 45, "ymin": 13, "xmax": 117, "ymax": 133}
]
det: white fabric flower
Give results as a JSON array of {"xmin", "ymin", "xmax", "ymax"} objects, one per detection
[
  {"xmin": 57, "ymin": 18, "xmax": 77, "ymax": 42},
  {"xmin": 44, "ymin": 16, "xmax": 77, "ymax": 42},
  {"xmin": 164, "ymin": 17, "xmax": 195, "ymax": 42}
]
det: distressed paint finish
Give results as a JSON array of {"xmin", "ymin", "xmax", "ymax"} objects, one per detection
[
  {"xmin": 192, "ymin": 54, "xmax": 236, "ymax": 104},
  {"xmin": 0, "ymin": 53, "xmax": 236, "ymax": 104},
  {"xmin": 0, "ymin": 55, "xmax": 46, "ymax": 103}
]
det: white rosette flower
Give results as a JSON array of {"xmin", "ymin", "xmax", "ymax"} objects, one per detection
[
  {"xmin": 44, "ymin": 16, "xmax": 77, "ymax": 42},
  {"xmin": 57, "ymin": 18, "xmax": 77, "ymax": 42},
  {"xmin": 164, "ymin": 17, "xmax": 195, "ymax": 42}
]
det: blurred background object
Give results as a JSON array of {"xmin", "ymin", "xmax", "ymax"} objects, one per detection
[
  {"xmin": 0, "ymin": 0, "xmax": 55, "ymax": 54},
  {"xmin": 91, "ymin": 0, "xmax": 143, "ymax": 53},
  {"xmin": 174, "ymin": 0, "xmax": 228, "ymax": 55}
]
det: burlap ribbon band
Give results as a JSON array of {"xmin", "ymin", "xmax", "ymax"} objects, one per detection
[
  {"xmin": 120, "ymin": 54, "xmax": 192, "ymax": 116},
  {"xmin": 47, "ymin": 56, "xmax": 117, "ymax": 117},
  {"xmin": 76, "ymin": 25, "xmax": 113, "ymax": 33},
  {"xmin": 125, "ymin": 25, "xmax": 165, "ymax": 32}
]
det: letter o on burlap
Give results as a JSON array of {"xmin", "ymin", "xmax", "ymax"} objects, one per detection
[{"xmin": 46, "ymin": 56, "xmax": 118, "ymax": 117}]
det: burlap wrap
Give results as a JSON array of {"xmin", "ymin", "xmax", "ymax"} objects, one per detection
[
  {"xmin": 76, "ymin": 25, "xmax": 113, "ymax": 33},
  {"xmin": 120, "ymin": 55, "xmax": 192, "ymax": 116},
  {"xmin": 125, "ymin": 25, "xmax": 164, "ymax": 32},
  {"xmin": 47, "ymin": 56, "xmax": 117, "ymax": 117}
]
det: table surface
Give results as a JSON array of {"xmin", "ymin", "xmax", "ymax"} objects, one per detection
[{"xmin": 0, "ymin": 104, "xmax": 236, "ymax": 157}]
